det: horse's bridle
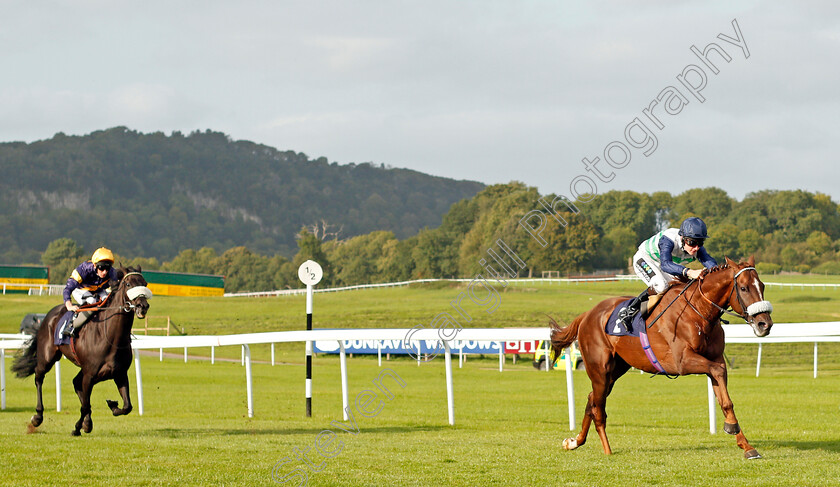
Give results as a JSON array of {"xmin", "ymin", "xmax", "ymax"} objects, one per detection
[
  {"xmin": 695, "ymin": 266, "xmax": 773, "ymax": 324},
  {"xmin": 75, "ymin": 271, "xmax": 153, "ymax": 349},
  {"xmin": 121, "ymin": 272, "xmax": 153, "ymax": 312},
  {"xmin": 89, "ymin": 272, "xmax": 153, "ymax": 314}
]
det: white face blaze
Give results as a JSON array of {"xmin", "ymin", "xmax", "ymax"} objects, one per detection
[
  {"xmin": 745, "ymin": 275, "xmax": 773, "ymax": 316},
  {"xmin": 752, "ymin": 278, "xmax": 764, "ymax": 301},
  {"xmin": 733, "ymin": 268, "xmax": 772, "ymax": 318}
]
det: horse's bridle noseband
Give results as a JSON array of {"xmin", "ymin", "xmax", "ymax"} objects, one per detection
[{"xmin": 120, "ymin": 272, "xmax": 153, "ymax": 313}]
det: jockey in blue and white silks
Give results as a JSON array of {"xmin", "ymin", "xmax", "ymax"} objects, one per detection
[
  {"xmin": 617, "ymin": 218, "xmax": 717, "ymax": 331},
  {"xmin": 635, "ymin": 224, "xmax": 717, "ymax": 294}
]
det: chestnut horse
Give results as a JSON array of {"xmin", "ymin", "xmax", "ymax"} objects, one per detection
[
  {"xmin": 12, "ymin": 267, "xmax": 152, "ymax": 436},
  {"xmin": 550, "ymin": 257, "xmax": 773, "ymax": 459}
]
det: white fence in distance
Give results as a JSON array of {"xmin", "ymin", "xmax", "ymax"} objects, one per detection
[
  {"xmin": 222, "ymin": 277, "xmax": 840, "ymax": 297},
  {"xmin": 4, "ymin": 277, "xmax": 839, "ymax": 298},
  {"xmin": 3, "ymin": 322, "xmax": 840, "ymax": 434}
]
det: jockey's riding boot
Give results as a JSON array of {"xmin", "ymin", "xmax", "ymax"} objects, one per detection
[
  {"xmin": 61, "ymin": 321, "xmax": 75, "ymax": 337},
  {"xmin": 63, "ymin": 310, "xmax": 93, "ymax": 337},
  {"xmin": 618, "ymin": 289, "xmax": 651, "ymax": 331}
]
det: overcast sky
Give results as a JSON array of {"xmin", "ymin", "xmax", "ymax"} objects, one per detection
[{"xmin": 2, "ymin": 1, "xmax": 838, "ymax": 202}]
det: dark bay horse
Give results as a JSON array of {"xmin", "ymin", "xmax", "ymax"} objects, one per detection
[
  {"xmin": 550, "ymin": 257, "xmax": 773, "ymax": 459},
  {"xmin": 12, "ymin": 267, "xmax": 152, "ymax": 435}
]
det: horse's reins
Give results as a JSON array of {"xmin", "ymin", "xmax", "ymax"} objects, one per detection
[
  {"xmin": 695, "ymin": 267, "xmax": 772, "ymax": 324},
  {"xmin": 640, "ymin": 276, "xmax": 721, "ymax": 379},
  {"xmin": 640, "ymin": 266, "xmax": 772, "ymax": 379},
  {"xmin": 645, "ymin": 278, "xmax": 697, "ymax": 329},
  {"xmin": 74, "ymin": 272, "xmax": 152, "ymax": 348},
  {"xmin": 78, "ymin": 272, "xmax": 151, "ymax": 312},
  {"xmin": 648, "ymin": 267, "xmax": 761, "ymax": 331}
]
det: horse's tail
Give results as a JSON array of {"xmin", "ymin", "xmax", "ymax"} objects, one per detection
[
  {"xmin": 549, "ymin": 315, "xmax": 583, "ymax": 365},
  {"xmin": 12, "ymin": 336, "xmax": 38, "ymax": 379}
]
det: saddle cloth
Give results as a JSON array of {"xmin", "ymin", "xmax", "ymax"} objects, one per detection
[
  {"xmin": 53, "ymin": 298, "xmax": 106, "ymax": 346},
  {"xmin": 605, "ymin": 298, "xmax": 646, "ymax": 338},
  {"xmin": 55, "ymin": 311, "xmax": 74, "ymax": 346}
]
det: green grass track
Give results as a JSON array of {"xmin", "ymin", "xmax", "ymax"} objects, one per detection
[
  {"xmin": 2, "ymin": 276, "xmax": 840, "ymax": 485},
  {"xmin": 2, "ymin": 356, "xmax": 839, "ymax": 486}
]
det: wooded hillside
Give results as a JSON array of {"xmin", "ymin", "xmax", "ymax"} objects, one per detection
[
  {"xmin": 5, "ymin": 127, "xmax": 839, "ymax": 292},
  {"xmin": 36, "ymin": 183, "xmax": 840, "ymax": 293},
  {"xmin": 0, "ymin": 127, "xmax": 484, "ymax": 263}
]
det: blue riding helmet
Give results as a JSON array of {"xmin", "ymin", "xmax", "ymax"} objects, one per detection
[{"xmin": 679, "ymin": 217, "xmax": 710, "ymax": 239}]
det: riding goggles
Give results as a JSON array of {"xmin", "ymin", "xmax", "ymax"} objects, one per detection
[
  {"xmin": 683, "ymin": 237, "xmax": 704, "ymax": 248},
  {"xmin": 96, "ymin": 262, "xmax": 113, "ymax": 271}
]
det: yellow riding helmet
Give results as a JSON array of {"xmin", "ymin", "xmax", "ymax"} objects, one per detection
[{"xmin": 91, "ymin": 247, "xmax": 115, "ymax": 265}]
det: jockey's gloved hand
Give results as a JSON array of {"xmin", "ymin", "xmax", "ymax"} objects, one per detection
[{"xmin": 686, "ymin": 268, "xmax": 704, "ymax": 280}]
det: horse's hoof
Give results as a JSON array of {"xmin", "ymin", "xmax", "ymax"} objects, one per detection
[
  {"xmin": 562, "ymin": 438, "xmax": 578, "ymax": 450},
  {"xmin": 107, "ymin": 399, "xmax": 120, "ymax": 415},
  {"xmin": 744, "ymin": 449, "xmax": 762, "ymax": 460},
  {"xmin": 30, "ymin": 415, "xmax": 43, "ymax": 427},
  {"xmin": 71, "ymin": 430, "xmax": 81, "ymax": 437},
  {"xmin": 723, "ymin": 422, "xmax": 741, "ymax": 435},
  {"xmin": 82, "ymin": 416, "xmax": 93, "ymax": 434}
]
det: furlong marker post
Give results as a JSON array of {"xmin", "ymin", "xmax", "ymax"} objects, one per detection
[
  {"xmin": 298, "ymin": 260, "xmax": 323, "ymax": 418},
  {"xmin": 1, "ymin": 348, "xmax": 5, "ymax": 410},
  {"xmin": 306, "ymin": 289, "xmax": 312, "ymax": 417}
]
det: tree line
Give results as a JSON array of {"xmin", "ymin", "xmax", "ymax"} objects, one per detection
[{"xmin": 37, "ymin": 183, "xmax": 840, "ymax": 293}]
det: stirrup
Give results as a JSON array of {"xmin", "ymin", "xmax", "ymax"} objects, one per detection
[
  {"xmin": 62, "ymin": 325, "xmax": 75, "ymax": 337},
  {"xmin": 617, "ymin": 306, "xmax": 636, "ymax": 332},
  {"xmin": 622, "ymin": 315, "xmax": 634, "ymax": 332}
]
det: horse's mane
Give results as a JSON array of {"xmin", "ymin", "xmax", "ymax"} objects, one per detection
[
  {"xmin": 699, "ymin": 260, "xmax": 756, "ymax": 283},
  {"xmin": 704, "ymin": 263, "xmax": 731, "ymax": 275}
]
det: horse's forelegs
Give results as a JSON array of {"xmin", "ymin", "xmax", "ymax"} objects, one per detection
[
  {"xmin": 72, "ymin": 372, "xmax": 94, "ymax": 436},
  {"xmin": 707, "ymin": 365, "xmax": 739, "ymax": 428},
  {"xmin": 706, "ymin": 362, "xmax": 760, "ymax": 459},
  {"xmin": 107, "ymin": 372, "xmax": 132, "ymax": 416}
]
